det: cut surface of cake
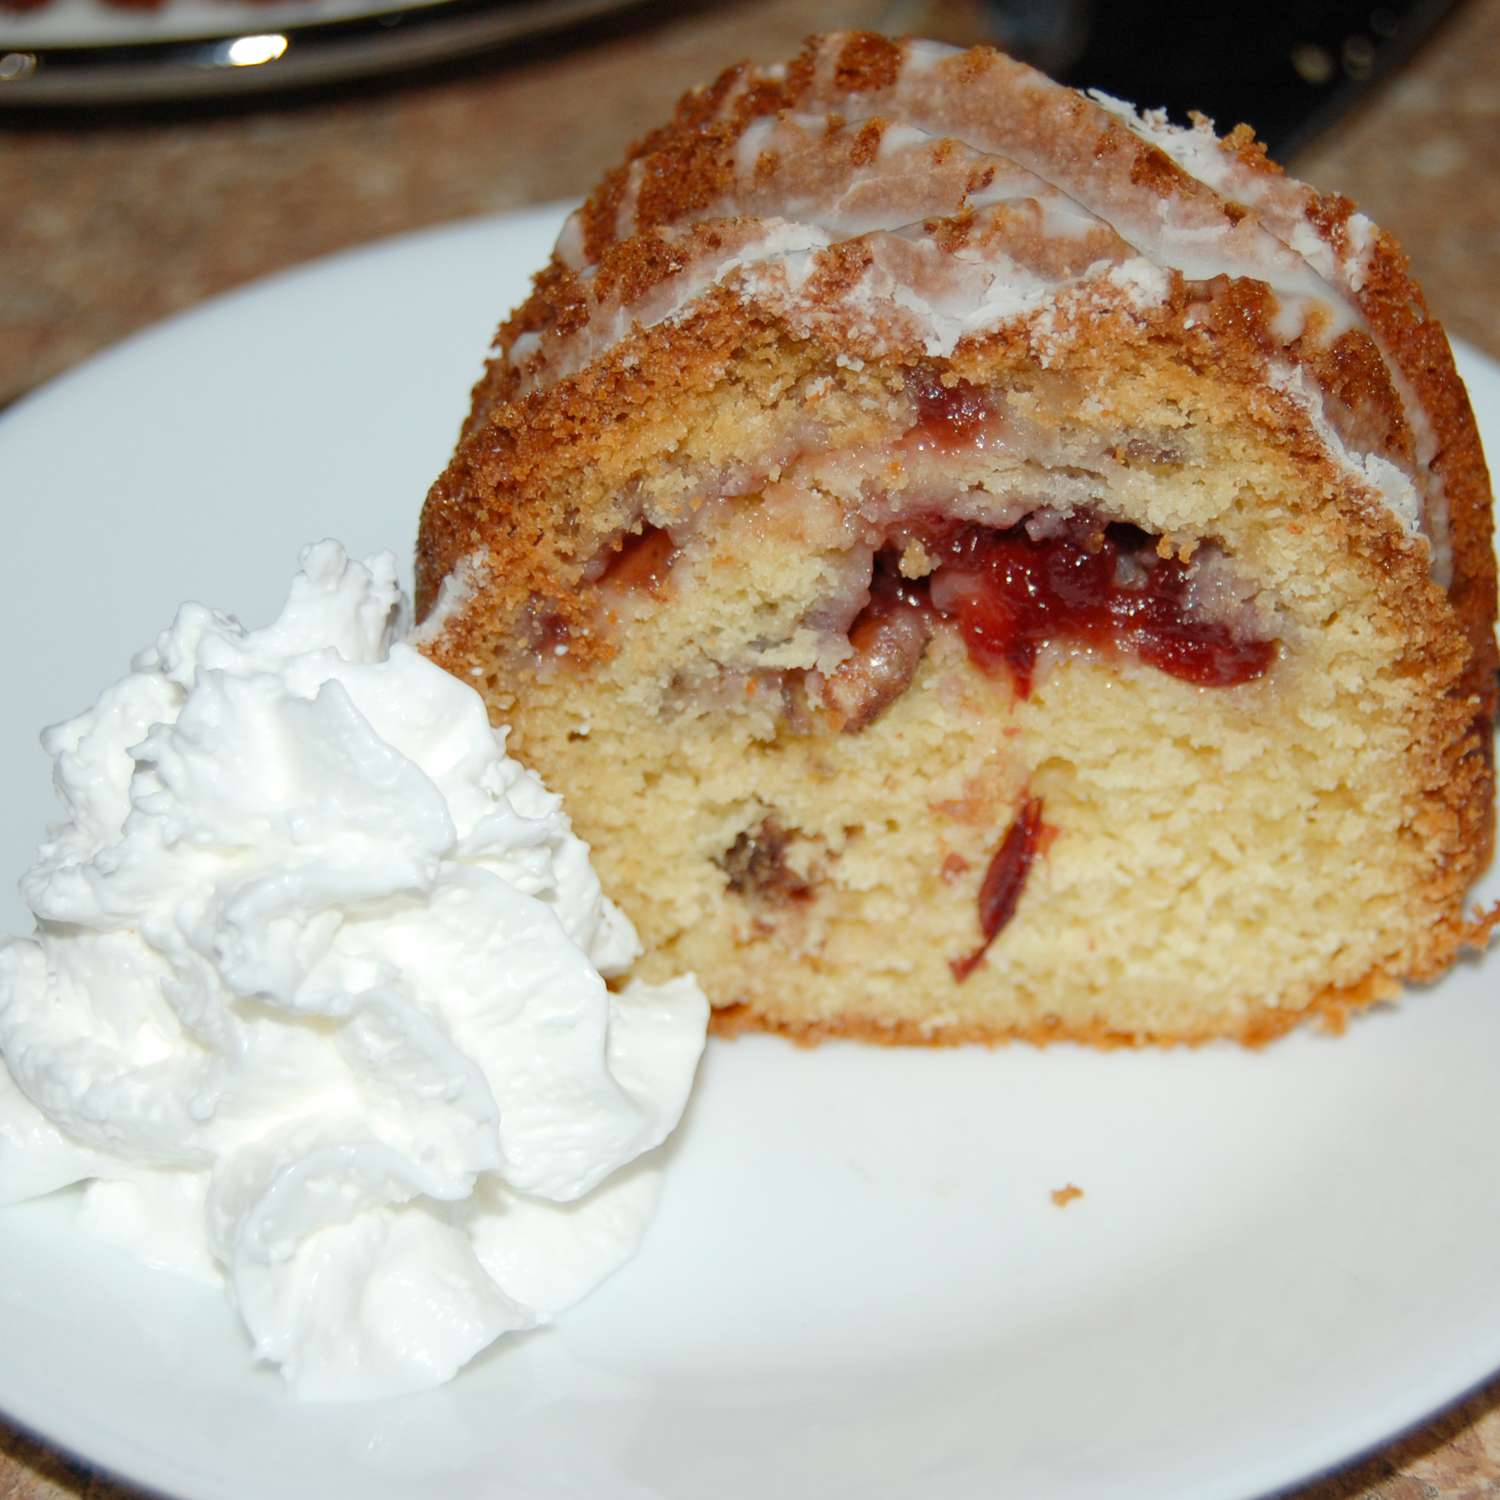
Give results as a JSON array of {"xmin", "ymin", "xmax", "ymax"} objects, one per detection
[{"xmin": 416, "ymin": 32, "xmax": 1498, "ymax": 1046}]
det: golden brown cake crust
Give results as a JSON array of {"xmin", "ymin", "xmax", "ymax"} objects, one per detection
[
  {"xmin": 416, "ymin": 32, "xmax": 1497, "ymax": 1048},
  {"xmin": 422, "ymin": 32, "xmax": 1494, "ymax": 721}
]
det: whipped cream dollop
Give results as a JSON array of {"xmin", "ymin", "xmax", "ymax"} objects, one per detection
[{"xmin": 0, "ymin": 542, "xmax": 708, "ymax": 1400}]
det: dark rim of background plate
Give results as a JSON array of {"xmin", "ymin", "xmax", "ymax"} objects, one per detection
[{"xmin": 0, "ymin": 0, "xmax": 662, "ymax": 108}]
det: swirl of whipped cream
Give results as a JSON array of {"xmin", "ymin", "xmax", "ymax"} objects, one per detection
[{"xmin": 0, "ymin": 541, "xmax": 707, "ymax": 1400}]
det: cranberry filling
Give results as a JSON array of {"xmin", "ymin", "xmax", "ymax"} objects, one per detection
[
  {"xmin": 916, "ymin": 516, "xmax": 1275, "ymax": 695},
  {"xmin": 905, "ymin": 370, "xmax": 993, "ymax": 451},
  {"xmin": 599, "ymin": 524, "xmax": 677, "ymax": 594},
  {"xmin": 809, "ymin": 513, "xmax": 1272, "ymax": 732},
  {"xmin": 950, "ymin": 795, "xmax": 1045, "ymax": 981}
]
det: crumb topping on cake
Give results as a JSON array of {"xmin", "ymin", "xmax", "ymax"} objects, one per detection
[{"xmin": 453, "ymin": 33, "xmax": 1485, "ymax": 597}]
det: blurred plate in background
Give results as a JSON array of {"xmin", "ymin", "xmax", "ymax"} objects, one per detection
[
  {"xmin": 1, "ymin": 0, "xmax": 456, "ymax": 46},
  {"xmin": 0, "ymin": 0, "xmax": 649, "ymax": 104}
]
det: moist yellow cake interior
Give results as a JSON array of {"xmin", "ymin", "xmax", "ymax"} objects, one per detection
[{"xmin": 469, "ymin": 328, "xmax": 1473, "ymax": 1044}]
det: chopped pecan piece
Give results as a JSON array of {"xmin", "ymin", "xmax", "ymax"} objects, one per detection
[
  {"xmin": 718, "ymin": 817, "xmax": 813, "ymax": 905},
  {"xmin": 823, "ymin": 560, "xmax": 933, "ymax": 732}
]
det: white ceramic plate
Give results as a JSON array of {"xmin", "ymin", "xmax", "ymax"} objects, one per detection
[{"xmin": 1, "ymin": 207, "xmax": 1497, "ymax": 1500}]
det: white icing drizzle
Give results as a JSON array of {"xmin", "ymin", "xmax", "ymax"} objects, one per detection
[
  {"xmin": 1086, "ymin": 88, "xmax": 1448, "ymax": 579},
  {"xmin": 407, "ymin": 547, "xmax": 492, "ymax": 654},
  {"xmin": 1269, "ymin": 363, "xmax": 1423, "ymax": 536},
  {"xmin": 510, "ymin": 35, "xmax": 1449, "ymax": 576}
]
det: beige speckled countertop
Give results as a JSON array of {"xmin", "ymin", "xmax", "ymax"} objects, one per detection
[{"xmin": 2, "ymin": 1, "xmax": 1499, "ymax": 1496}]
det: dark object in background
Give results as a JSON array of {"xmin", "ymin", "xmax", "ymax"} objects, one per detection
[
  {"xmin": 1, "ymin": 0, "xmax": 1463, "ymax": 128},
  {"xmin": 986, "ymin": 0, "xmax": 1462, "ymax": 156}
]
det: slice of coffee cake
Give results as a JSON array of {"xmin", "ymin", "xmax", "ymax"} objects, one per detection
[{"xmin": 416, "ymin": 33, "xmax": 1497, "ymax": 1045}]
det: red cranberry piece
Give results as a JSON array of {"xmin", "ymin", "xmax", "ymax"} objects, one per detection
[
  {"xmin": 934, "ymin": 522, "xmax": 1116, "ymax": 697},
  {"xmin": 906, "ymin": 370, "xmax": 992, "ymax": 450},
  {"xmin": 950, "ymin": 796, "xmax": 1045, "ymax": 981},
  {"xmin": 599, "ymin": 525, "xmax": 677, "ymax": 594},
  {"xmin": 1110, "ymin": 567, "xmax": 1277, "ymax": 685},
  {"xmin": 1133, "ymin": 616, "xmax": 1277, "ymax": 685},
  {"xmin": 925, "ymin": 516, "xmax": 1275, "ymax": 695}
]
